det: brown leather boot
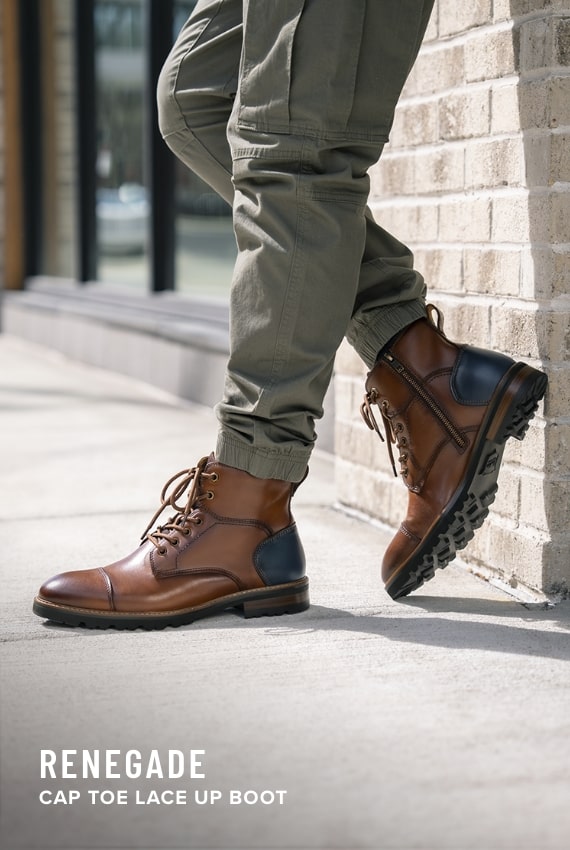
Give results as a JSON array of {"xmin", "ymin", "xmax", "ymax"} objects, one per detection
[
  {"xmin": 33, "ymin": 455, "xmax": 309, "ymax": 629},
  {"xmin": 361, "ymin": 305, "xmax": 548, "ymax": 599}
]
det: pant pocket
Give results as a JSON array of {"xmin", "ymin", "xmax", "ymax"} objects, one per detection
[
  {"xmin": 236, "ymin": 0, "xmax": 306, "ymax": 133},
  {"xmin": 237, "ymin": 0, "xmax": 371, "ymax": 138}
]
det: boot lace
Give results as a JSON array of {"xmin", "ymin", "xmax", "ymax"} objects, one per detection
[
  {"xmin": 140, "ymin": 456, "xmax": 218, "ymax": 554},
  {"xmin": 360, "ymin": 389, "xmax": 409, "ymax": 479}
]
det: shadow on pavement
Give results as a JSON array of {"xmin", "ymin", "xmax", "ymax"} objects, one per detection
[{"xmin": 37, "ymin": 599, "xmax": 570, "ymax": 661}]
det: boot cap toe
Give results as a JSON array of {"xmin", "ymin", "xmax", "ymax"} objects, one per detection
[{"xmin": 37, "ymin": 568, "xmax": 111, "ymax": 611}]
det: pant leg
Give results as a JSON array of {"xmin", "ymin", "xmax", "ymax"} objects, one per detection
[
  {"xmin": 157, "ymin": 0, "xmax": 242, "ymax": 204},
  {"xmin": 158, "ymin": 0, "xmax": 431, "ymax": 366},
  {"xmin": 157, "ymin": 0, "xmax": 435, "ymax": 480}
]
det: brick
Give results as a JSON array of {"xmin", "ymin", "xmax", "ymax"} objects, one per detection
[
  {"xmin": 413, "ymin": 146, "xmax": 466, "ymax": 194},
  {"xmin": 371, "ymin": 154, "xmax": 416, "ymax": 198},
  {"xmin": 487, "ymin": 522, "xmax": 548, "ymax": 592},
  {"xmin": 491, "ymin": 194, "xmax": 531, "ymax": 242},
  {"xmin": 555, "ymin": 16, "xmax": 570, "ymax": 66},
  {"xmin": 390, "ymin": 100, "xmax": 439, "ymax": 148},
  {"xmin": 543, "ymin": 538, "xmax": 570, "ymax": 597},
  {"xmin": 520, "ymin": 246, "xmax": 551, "ymax": 299},
  {"xmin": 550, "ymin": 190, "xmax": 570, "ymax": 243},
  {"xmin": 509, "ymin": 0, "xmax": 569, "ymax": 16},
  {"xmin": 490, "ymin": 305, "xmax": 569, "ymax": 361},
  {"xmin": 521, "ymin": 242, "xmax": 570, "ymax": 300},
  {"xmin": 491, "ymin": 83, "xmax": 522, "ymax": 134},
  {"xmin": 526, "ymin": 192, "xmax": 561, "ymax": 243},
  {"xmin": 492, "ymin": 466, "xmax": 521, "ymax": 521},
  {"xmin": 334, "ymin": 458, "xmax": 395, "ymax": 524},
  {"xmin": 516, "ymin": 79, "xmax": 552, "ymax": 130},
  {"xmin": 492, "ymin": 305, "xmax": 538, "ymax": 358},
  {"xmin": 519, "ymin": 474, "xmax": 550, "ymax": 532},
  {"xmin": 438, "ymin": 0, "xmax": 492, "ymax": 37},
  {"xmin": 413, "ymin": 247, "xmax": 464, "ymax": 292},
  {"xmin": 465, "ymin": 137, "xmax": 524, "ymax": 190},
  {"xmin": 504, "ymin": 421, "xmax": 546, "ymax": 472},
  {"xmin": 550, "ymin": 76, "xmax": 570, "ymax": 128},
  {"xmin": 542, "ymin": 366, "xmax": 570, "ymax": 418},
  {"xmin": 370, "ymin": 199, "xmax": 439, "ymax": 243},
  {"xmin": 433, "ymin": 297, "xmax": 491, "ymax": 346},
  {"xmin": 523, "ymin": 132, "xmax": 551, "ymax": 189},
  {"xmin": 439, "ymin": 196, "xmax": 491, "ymax": 242},
  {"xmin": 545, "ymin": 422, "xmax": 570, "ymax": 477},
  {"xmin": 520, "ymin": 475, "xmax": 570, "ymax": 534},
  {"xmin": 493, "ymin": 0, "xmax": 512, "ymax": 21},
  {"xmin": 440, "ymin": 86, "xmax": 491, "ymax": 141},
  {"xmin": 465, "ymin": 28, "xmax": 518, "ymax": 83},
  {"xmin": 405, "ymin": 45, "xmax": 465, "ymax": 97},
  {"xmin": 518, "ymin": 18, "xmax": 555, "ymax": 72},
  {"xmin": 334, "ymin": 421, "xmax": 376, "ymax": 470},
  {"xmin": 464, "ymin": 248, "xmax": 520, "ymax": 296},
  {"xmin": 552, "ymin": 246, "xmax": 570, "ymax": 298},
  {"xmin": 550, "ymin": 132, "xmax": 570, "ymax": 183}
]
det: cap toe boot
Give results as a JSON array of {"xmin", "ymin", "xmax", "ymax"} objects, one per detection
[
  {"xmin": 33, "ymin": 455, "xmax": 309, "ymax": 629},
  {"xmin": 361, "ymin": 306, "xmax": 548, "ymax": 599}
]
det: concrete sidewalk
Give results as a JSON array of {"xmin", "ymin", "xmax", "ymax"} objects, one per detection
[{"xmin": 1, "ymin": 334, "xmax": 569, "ymax": 850}]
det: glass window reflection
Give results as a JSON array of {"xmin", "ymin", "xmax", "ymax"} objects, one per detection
[
  {"xmin": 173, "ymin": 1, "xmax": 236, "ymax": 300},
  {"xmin": 95, "ymin": 0, "xmax": 149, "ymax": 288}
]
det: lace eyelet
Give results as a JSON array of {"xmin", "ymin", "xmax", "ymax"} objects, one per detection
[
  {"xmin": 210, "ymin": 472, "xmax": 219, "ymax": 482},
  {"xmin": 396, "ymin": 422, "xmax": 404, "ymax": 432},
  {"xmin": 171, "ymin": 538, "xmax": 179, "ymax": 546},
  {"xmin": 206, "ymin": 491, "xmax": 214, "ymax": 500},
  {"xmin": 400, "ymin": 437, "xmax": 407, "ymax": 446},
  {"xmin": 158, "ymin": 546, "xmax": 167, "ymax": 555},
  {"xmin": 182, "ymin": 528, "xmax": 190, "ymax": 536},
  {"xmin": 195, "ymin": 517, "xmax": 203, "ymax": 526}
]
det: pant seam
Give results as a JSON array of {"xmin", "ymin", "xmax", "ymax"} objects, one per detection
[
  {"xmin": 170, "ymin": 0, "xmax": 226, "ymax": 132},
  {"xmin": 253, "ymin": 139, "xmax": 310, "ymax": 419}
]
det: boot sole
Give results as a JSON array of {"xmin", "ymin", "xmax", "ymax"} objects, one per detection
[
  {"xmin": 32, "ymin": 577, "xmax": 310, "ymax": 630},
  {"xmin": 385, "ymin": 363, "xmax": 548, "ymax": 600}
]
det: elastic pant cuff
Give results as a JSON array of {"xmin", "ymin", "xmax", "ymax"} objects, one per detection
[
  {"xmin": 348, "ymin": 299, "xmax": 427, "ymax": 368},
  {"xmin": 216, "ymin": 434, "xmax": 310, "ymax": 483}
]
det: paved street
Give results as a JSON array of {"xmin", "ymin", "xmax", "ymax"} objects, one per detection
[{"xmin": 1, "ymin": 334, "xmax": 569, "ymax": 850}]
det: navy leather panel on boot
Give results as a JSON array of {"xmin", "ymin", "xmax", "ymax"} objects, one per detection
[
  {"xmin": 451, "ymin": 345, "xmax": 514, "ymax": 406},
  {"xmin": 254, "ymin": 524, "xmax": 306, "ymax": 585}
]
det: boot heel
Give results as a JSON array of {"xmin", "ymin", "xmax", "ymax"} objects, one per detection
[
  {"xmin": 488, "ymin": 365, "xmax": 548, "ymax": 444},
  {"xmin": 242, "ymin": 581, "xmax": 310, "ymax": 619},
  {"xmin": 504, "ymin": 370, "xmax": 548, "ymax": 442}
]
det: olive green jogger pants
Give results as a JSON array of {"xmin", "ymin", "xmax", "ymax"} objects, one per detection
[{"xmin": 158, "ymin": 0, "xmax": 435, "ymax": 481}]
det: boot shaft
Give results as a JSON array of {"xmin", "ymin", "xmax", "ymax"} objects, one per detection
[
  {"xmin": 199, "ymin": 457, "xmax": 294, "ymax": 533},
  {"xmin": 362, "ymin": 313, "xmax": 516, "ymax": 492}
]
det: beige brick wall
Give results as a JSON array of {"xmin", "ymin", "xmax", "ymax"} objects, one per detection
[{"xmin": 335, "ymin": 0, "xmax": 570, "ymax": 598}]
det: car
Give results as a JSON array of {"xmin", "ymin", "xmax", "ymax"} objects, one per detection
[{"xmin": 96, "ymin": 183, "xmax": 150, "ymax": 254}]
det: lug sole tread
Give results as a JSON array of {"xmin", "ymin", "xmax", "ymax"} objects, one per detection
[{"xmin": 386, "ymin": 368, "xmax": 547, "ymax": 600}]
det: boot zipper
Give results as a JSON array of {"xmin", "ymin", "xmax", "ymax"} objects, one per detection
[{"xmin": 383, "ymin": 353, "xmax": 467, "ymax": 449}]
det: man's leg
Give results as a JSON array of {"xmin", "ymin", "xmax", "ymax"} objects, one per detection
[
  {"xmin": 159, "ymin": 0, "xmax": 436, "ymax": 481},
  {"xmin": 158, "ymin": 0, "xmax": 432, "ymax": 387}
]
